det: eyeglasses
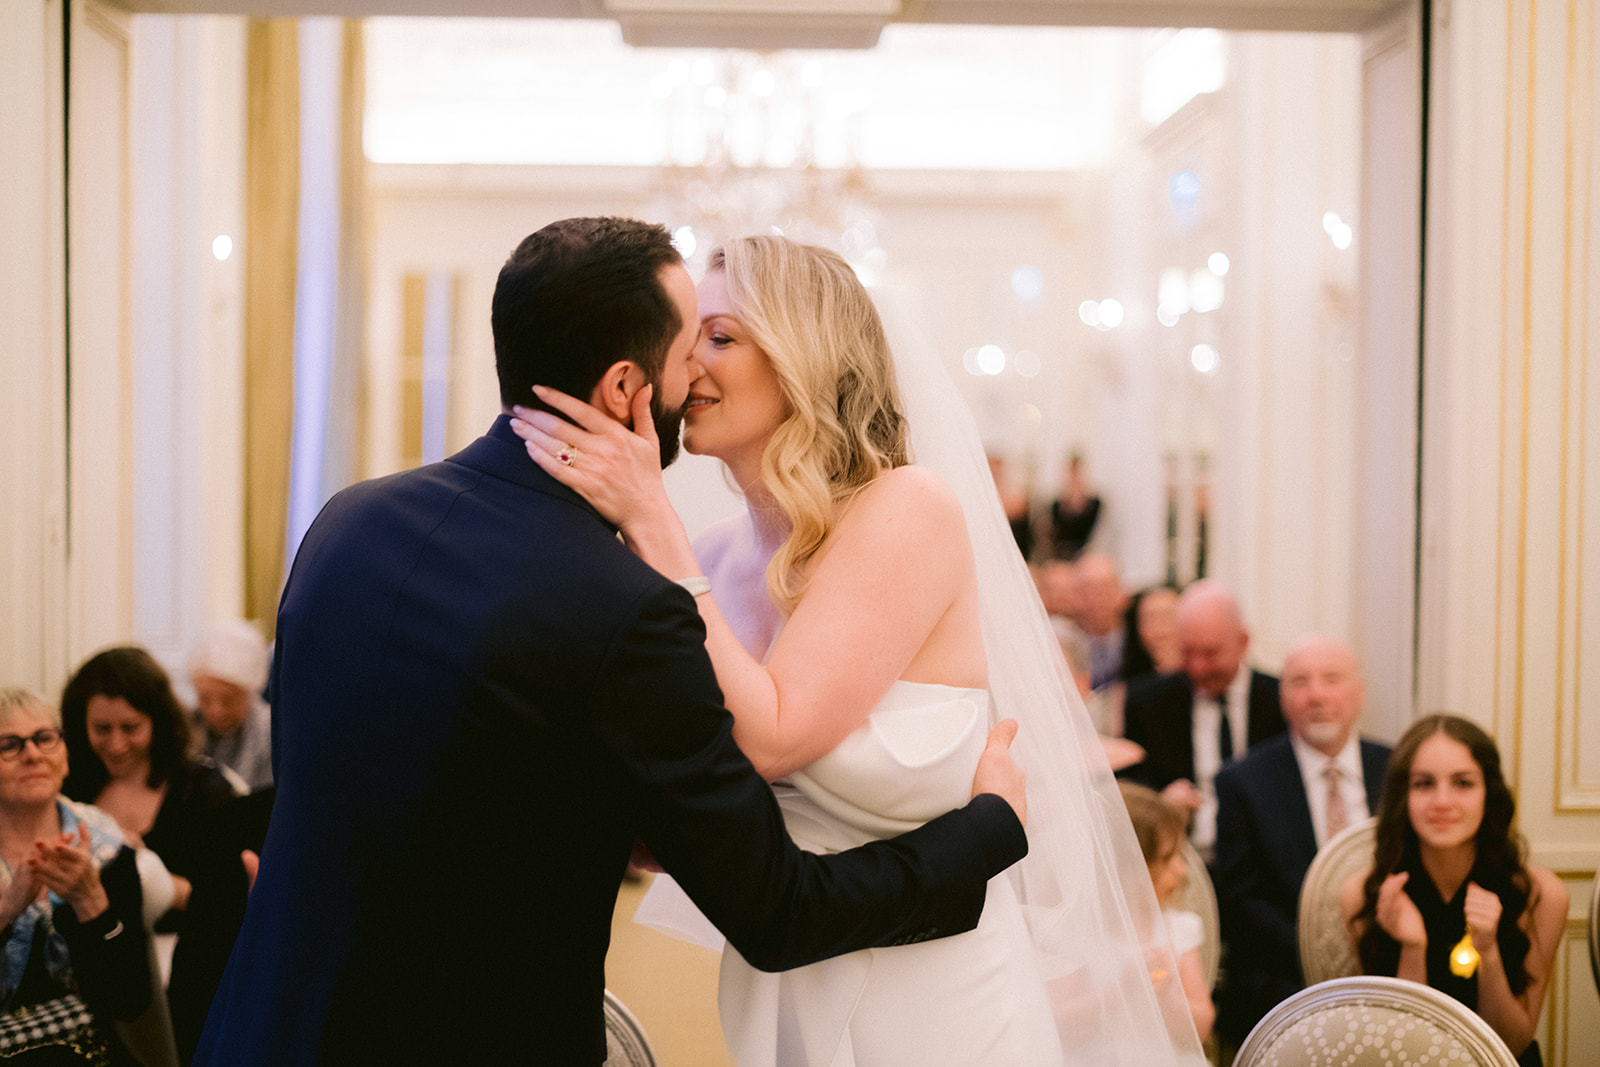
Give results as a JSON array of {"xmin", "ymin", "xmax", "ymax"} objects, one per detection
[{"xmin": 0, "ymin": 728, "xmax": 64, "ymax": 761}]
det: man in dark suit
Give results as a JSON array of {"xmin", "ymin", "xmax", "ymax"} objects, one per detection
[
  {"xmin": 1212, "ymin": 633, "xmax": 1391, "ymax": 1048},
  {"xmin": 194, "ymin": 218, "xmax": 1029, "ymax": 1065},
  {"xmin": 1121, "ymin": 580, "xmax": 1285, "ymax": 860}
]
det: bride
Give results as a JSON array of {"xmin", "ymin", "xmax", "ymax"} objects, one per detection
[{"xmin": 514, "ymin": 235, "xmax": 1201, "ymax": 1066}]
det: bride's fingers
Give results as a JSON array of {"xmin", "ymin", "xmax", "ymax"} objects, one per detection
[
  {"xmin": 508, "ymin": 414, "xmax": 568, "ymax": 456},
  {"xmin": 510, "ymin": 406, "xmax": 588, "ymax": 446},
  {"xmin": 517, "ymin": 422, "xmax": 585, "ymax": 484},
  {"xmin": 530, "ymin": 384, "xmax": 615, "ymax": 434},
  {"xmin": 628, "ymin": 385, "xmax": 659, "ymax": 448}
]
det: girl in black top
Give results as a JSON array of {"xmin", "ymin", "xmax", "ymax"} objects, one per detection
[{"xmin": 1339, "ymin": 714, "xmax": 1567, "ymax": 1066}]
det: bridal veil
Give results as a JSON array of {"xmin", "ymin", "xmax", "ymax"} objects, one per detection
[{"xmin": 876, "ymin": 287, "xmax": 1205, "ymax": 1065}]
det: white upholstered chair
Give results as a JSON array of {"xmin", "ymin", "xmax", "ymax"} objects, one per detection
[
  {"xmin": 1297, "ymin": 817, "xmax": 1376, "ymax": 986},
  {"xmin": 1172, "ymin": 837, "xmax": 1222, "ymax": 988},
  {"xmin": 602, "ymin": 989, "xmax": 658, "ymax": 1067},
  {"xmin": 113, "ymin": 848, "xmax": 181, "ymax": 1067},
  {"xmin": 1588, "ymin": 867, "xmax": 1599, "ymax": 999},
  {"xmin": 1233, "ymin": 976, "xmax": 1519, "ymax": 1067}
]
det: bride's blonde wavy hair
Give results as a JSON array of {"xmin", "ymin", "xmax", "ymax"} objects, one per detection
[{"xmin": 709, "ymin": 236, "xmax": 909, "ymax": 612}]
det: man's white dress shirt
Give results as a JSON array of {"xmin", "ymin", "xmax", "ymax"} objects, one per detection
[{"xmin": 1288, "ymin": 732, "xmax": 1370, "ymax": 848}]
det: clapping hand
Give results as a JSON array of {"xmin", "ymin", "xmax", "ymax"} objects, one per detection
[
  {"xmin": 1160, "ymin": 779, "xmax": 1203, "ymax": 813},
  {"xmin": 1374, "ymin": 872, "xmax": 1427, "ymax": 948},
  {"xmin": 1462, "ymin": 882, "xmax": 1503, "ymax": 955},
  {"xmin": 31, "ymin": 825, "xmax": 109, "ymax": 921},
  {"xmin": 0, "ymin": 860, "xmax": 43, "ymax": 927}
]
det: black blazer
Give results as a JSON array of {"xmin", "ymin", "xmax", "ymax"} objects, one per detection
[
  {"xmin": 1120, "ymin": 669, "xmax": 1285, "ymax": 791},
  {"xmin": 1212, "ymin": 732, "xmax": 1392, "ymax": 1044},
  {"xmin": 194, "ymin": 418, "xmax": 1025, "ymax": 1066}
]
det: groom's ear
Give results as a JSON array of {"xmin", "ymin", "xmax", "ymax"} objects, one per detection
[{"xmin": 588, "ymin": 361, "xmax": 647, "ymax": 425}]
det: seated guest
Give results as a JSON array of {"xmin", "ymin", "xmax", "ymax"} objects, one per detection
[
  {"xmin": 1121, "ymin": 781, "xmax": 1214, "ymax": 1045},
  {"xmin": 1063, "ymin": 630, "xmax": 1145, "ymax": 772},
  {"xmin": 1071, "ymin": 552, "xmax": 1129, "ymax": 690},
  {"xmin": 1093, "ymin": 583, "xmax": 1183, "ymax": 744},
  {"xmin": 1339, "ymin": 714, "xmax": 1566, "ymax": 1067},
  {"xmin": 1047, "ymin": 450, "xmax": 1100, "ymax": 561},
  {"xmin": 1036, "ymin": 558, "xmax": 1078, "ymax": 639},
  {"xmin": 986, "ymin": 453, "xmax": 1035, "ymax": 561},
  {"xmin": 0, "ymin": 687, "xmax": 151, "ymax": 1065},
  {"xmin": 1212, "ymin": 633, "xmax": 1391, "ymax": 1049},
  {"xmin": 1120, "ymin": 584, "xmax": 1182, "ymax": 683},
  {"xmin": 186, "ymin": 620, "xmax": 273, "ymax": 791},
  {"xmin": 1122, "ymin": 579, "xmax": 1286, "ymax": 861},
  {"xmin": 59, "ymin": 647, "xmax": 237, "ymax": 923}
]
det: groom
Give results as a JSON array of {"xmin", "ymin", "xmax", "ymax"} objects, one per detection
[{"xmin": 194, "ymin": 217, "xmax": 1029, "ymax": 1065}]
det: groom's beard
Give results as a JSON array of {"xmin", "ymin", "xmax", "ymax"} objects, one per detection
[{"xmin": 650, "ymin": 389, "xmax": 688, "ymax": 469}]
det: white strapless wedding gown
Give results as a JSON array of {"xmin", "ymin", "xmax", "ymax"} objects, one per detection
[{"xmin": 638, "ymin": 679, "xmax": 1068, "ymax": 1067}]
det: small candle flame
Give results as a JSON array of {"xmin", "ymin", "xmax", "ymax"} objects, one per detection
[{"xmin": 1448, "ymin": 929, "xmax": 1480, "ymax": 978}]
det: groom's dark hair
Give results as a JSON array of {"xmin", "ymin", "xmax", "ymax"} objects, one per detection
[{"xmin": 491, "ymin": 217, "xmax": 684, "ymax": 409}]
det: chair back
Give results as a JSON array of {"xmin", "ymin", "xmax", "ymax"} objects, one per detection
[
  {"xmin": 1233, "ymin": 975, "xmax": 1519, "ymax": 1067},
  {"xmin": 1297, "ymin": 817, "xmax": 1376, "ymax": 985},
  {"xmin": 113, "ymin": 848, "xmax": 180, "ymax": 1067},
  {"xmin": 1588, "ymin": 866, "xmax": 1599, "ymax": 999},
  {"xmin": 602, "ymin": 989, "xmax": 658, "ymax": 1067},
  {"xmin": 1170, "ymin": 837, "xmax": 1221, "ymax": 988}
]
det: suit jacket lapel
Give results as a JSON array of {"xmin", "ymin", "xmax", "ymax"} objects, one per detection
[
  {"xmin": 1360, "ymin": 742, "xmax": 1389, "ymax": 811},
  {"xmin": 1265, "ymin": 741, "xmax": 1317, "ymax": 867},
  {"xmin": 1171, "ymin": 679, "xmax": 1197, "ymax": 780},
  {"xmin": 1245, "ymin": 670, "xmax": 1277, "ymax": 747}
]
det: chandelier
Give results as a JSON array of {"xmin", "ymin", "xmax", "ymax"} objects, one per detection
[{"xmin": 644, "ymin": 51, "xmax": 885, "ymax": 279}]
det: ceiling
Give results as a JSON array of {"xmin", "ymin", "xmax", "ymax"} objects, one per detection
[{"xmin": 113, "ymin": 0, "xmax": 1405, "ymax": 45}]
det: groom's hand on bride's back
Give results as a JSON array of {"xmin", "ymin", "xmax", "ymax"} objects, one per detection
[{"xmin": 972, "ymin": 719, "xmax": 1026, "ymax": 827}]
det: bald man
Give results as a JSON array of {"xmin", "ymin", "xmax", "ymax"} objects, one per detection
[
  {"xmin": 1211, "ymin": 633, "xmax": 1391, "ymax": 1047},
  {"xmin": 1119, "ymin": 580, "xmax": 1285, "ymax": 858}
]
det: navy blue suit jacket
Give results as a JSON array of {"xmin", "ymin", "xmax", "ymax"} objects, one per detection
[
  {"xmin": 1120, "ymin": 669, "xmax": 1286, "ymax": 792},
  {"xmin": 194, "ymin": 418, "xmax": 1025, "ymax": 1065},
  {"xmin": 1212, "ymin": 732, "xmax": 1391, "ymax": 1044}
]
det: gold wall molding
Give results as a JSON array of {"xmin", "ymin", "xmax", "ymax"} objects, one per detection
[
  {"xmin": 242, "ymin": 18, "xmax": 299, "ymax": 640},
  {"xmin": 1556, "ymin": 0, "xmax": 1600, "ymax": 811}
]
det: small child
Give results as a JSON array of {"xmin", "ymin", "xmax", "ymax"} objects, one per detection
[{"xmin": 1121, "ymin": 781, "xmax": 1215, "ymax": 1044}]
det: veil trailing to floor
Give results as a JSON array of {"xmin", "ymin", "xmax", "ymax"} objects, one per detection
[{"xmin": 874, "ymin": 287, "xmax": 1205, "ymax": 1064}]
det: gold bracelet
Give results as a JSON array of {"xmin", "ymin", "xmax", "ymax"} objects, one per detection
[{"xmin": 675, "ymin": 576, "xmax": 712, "ymax": 598}]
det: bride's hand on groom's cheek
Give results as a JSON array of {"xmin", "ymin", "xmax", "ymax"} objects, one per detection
[{"xmin": 511, "ymin": 385, "xmax": 671, "ymax": 533}]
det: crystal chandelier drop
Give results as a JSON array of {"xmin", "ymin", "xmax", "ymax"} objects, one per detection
[{"xmin": 645, "ymin": 51, "xmax": 885, "ymax": 280}]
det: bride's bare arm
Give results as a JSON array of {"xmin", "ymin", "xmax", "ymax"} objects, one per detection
[
  {"xmin": 513, "ymin": 386, "xmax": 978, "ymax": 780},
  {"xmin": 714, "ymin": 467, "xmax": 979, "ymax": 778}
]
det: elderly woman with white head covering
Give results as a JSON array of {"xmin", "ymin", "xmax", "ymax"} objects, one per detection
[{"xmin": 186, "ymin": 621, "xmax": 272, "ymax": 791}]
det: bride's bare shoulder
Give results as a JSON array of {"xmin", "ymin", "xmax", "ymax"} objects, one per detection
[{"xmin": 847, "ymin": 465, "xmax": 964, "ymax": 530}]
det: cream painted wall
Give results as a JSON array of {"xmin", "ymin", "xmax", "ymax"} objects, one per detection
[
  {"xmin": 65, "ymin": 1, "xmax": 136, "ymax": 670},
  {"xmin": 1421, "ymin": 0, "xmax": 1600, "ymax": 1059},
  {"xmin": 127, "ymin": 15, "xmax": 249, "ymax": 670},
  {"xmin": 0, "ymin": 0, "xmax": 69, "ymax": 694}
]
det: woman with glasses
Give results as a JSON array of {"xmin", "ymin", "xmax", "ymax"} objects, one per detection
[{"xmin": 0, "ymin": 687, "xmax": 152, "ymax": 1063}]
